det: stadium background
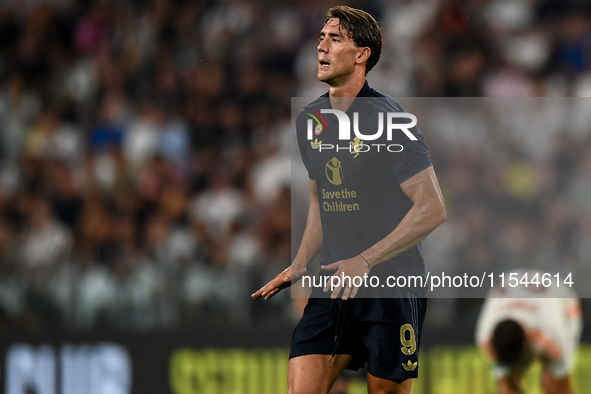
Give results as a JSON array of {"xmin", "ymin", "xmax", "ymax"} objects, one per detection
[{"xmin": 0, "ymin": 0, "xmax": 590, "ymax": 393}]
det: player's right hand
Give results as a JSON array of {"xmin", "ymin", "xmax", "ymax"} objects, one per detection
[{"xmin": 251, "ymin": 266, "xmax": 307, "ymax": 301}]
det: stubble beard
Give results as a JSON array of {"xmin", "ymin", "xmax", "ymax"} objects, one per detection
[{"xmin": 318, "ymin": 68, "xmax": 342, "ymax": 86}]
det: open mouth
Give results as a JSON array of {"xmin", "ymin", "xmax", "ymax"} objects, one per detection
[{"xmin": 319, "ymin": 61, "xmax": 330, "ymax": 67}]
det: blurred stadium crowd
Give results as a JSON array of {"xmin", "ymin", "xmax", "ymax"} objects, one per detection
[{"xmin": 0, "ymin": 0, "xmax": 590, "ymax": 333}]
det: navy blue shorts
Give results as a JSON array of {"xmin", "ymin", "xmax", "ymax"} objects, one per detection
[{"xmin": 289, "ymin": 296, "xmax": 427, "ymax": 380}]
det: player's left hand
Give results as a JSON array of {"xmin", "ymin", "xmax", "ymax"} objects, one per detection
[{"xmin": 321, "ymin": 256, "xmax": 371, "ymax": 300}]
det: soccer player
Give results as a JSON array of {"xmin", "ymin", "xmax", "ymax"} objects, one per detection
[
  {"xmin": 476, "ymin": 269, "xmax": 583, "ymax": 394},
  {"xmin": 252, "ymin": 6, "xmax": 446, "ymax": 394}
]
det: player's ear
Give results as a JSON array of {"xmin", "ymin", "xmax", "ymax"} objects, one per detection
[{"xmin": 356, "ymin": 47, "xmax": 371, "ymax": 66}]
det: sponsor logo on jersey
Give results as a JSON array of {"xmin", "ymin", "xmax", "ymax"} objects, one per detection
[{"xmin": 325, "ymin": 157, "xmax": 343, "ymax": 185}]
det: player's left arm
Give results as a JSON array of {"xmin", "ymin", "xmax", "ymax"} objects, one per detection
[{"xmin": 322, "ymin": 166, "xmax": 446, "ymax": 299}]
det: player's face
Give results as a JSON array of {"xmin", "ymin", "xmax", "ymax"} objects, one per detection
[{"xmin": 317, "ymin": 18, "xmax": 361, "ymax": 85}]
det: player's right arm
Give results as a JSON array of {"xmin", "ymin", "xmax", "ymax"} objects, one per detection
[{"xmin": 251, "ymin": 179, "xmax": 323, "ymax": 301}]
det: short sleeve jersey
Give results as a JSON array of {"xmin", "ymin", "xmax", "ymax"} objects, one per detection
[{"xmin": 296, "ymin": 82, "xmax": 433, "ymax": 297}]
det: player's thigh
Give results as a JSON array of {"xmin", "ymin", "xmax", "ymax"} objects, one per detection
[
  {"xmin": 367, "ymin": 372, "xmax": 413, "ymax": 394},
  {"xmin": 288, "ymin": 354, "xmax": 353, "ymax": 394}
]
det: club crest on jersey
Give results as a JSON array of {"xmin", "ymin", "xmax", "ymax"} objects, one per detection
[{"xmin": 325, "ymin": 157, "xmax": 343, "ymax": 185}]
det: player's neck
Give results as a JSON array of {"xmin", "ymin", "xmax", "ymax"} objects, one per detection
[{"xmin": 328, "ymin": 76, "xmax": 366, "ymax": 112}]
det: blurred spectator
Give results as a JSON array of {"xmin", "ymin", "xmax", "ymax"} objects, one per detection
[{"xmin": 20, "ymin": 197, "xmax": 72, "ymax": 271}]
